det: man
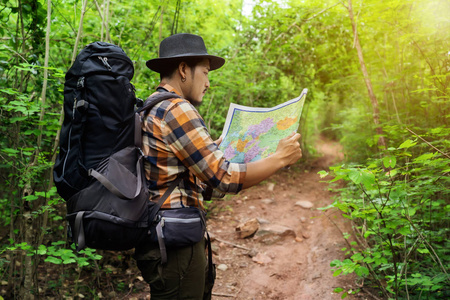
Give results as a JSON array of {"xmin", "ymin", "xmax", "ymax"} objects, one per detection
[{"xmin": 135, "ymin": 33, "xmax": 302, "ymax": 299}]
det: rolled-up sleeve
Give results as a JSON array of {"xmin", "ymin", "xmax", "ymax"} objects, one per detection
[{"xmin": 162, "ymin": 100, "xmax": 246, "ymax": 194}]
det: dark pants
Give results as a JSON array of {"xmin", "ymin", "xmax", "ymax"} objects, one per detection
[{"xmin": 135, "ymin": 239, "xmax": 215, "ymax": 299}]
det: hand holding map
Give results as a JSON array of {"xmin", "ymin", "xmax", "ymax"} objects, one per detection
[{"xmin": 219, "ymin": 89, "xmax": 308, "ymax": 163}]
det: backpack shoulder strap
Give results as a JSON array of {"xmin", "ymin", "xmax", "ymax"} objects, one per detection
[
  {"xmin": 135, "ymin": 91, "xmax": 182, "ymax": 148},
  {"xmin": 136, "ymin": 91, "xmax": 182, "ymax": 114},
  {"xmin": 137, "ymin": 91, "xmax": 186, "ymax": 221},
  {"xmin": 147, "ymin": 170, "xmax": 189, "ymax": 224}
]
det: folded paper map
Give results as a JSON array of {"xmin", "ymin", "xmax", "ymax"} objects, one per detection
[{"xmin": 219, "ymin": 89, "xmax": 308, "ymax": 163}]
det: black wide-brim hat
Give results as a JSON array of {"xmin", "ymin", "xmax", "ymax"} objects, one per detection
[{"xmin": 146, "ymin": 33, "xmax": 225, "ymax": 73}]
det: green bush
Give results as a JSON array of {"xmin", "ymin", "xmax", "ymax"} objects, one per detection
[{"xmin": 320, "ymin": 134, "xmax": 450, "ymax": 299}]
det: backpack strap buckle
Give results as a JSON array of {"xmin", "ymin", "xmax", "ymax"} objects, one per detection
[
  {"xmin": 75, "ymin": 99, "xmax": 89, "ymax": 113},
  {"xmin": 77, "ymin": 76, "xmax": 85, "ymax": 89},
  {"xmin": 136, "ymin": 97, "xmax": 144, "ymax": 108}
]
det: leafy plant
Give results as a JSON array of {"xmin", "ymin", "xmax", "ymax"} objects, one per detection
[
  {"xmin": 3, "ymin": 241, "xmax": 102, "ymax": 268},
  {"xmin": 321, "ymin": 135, "xmax": 450, "ymax": 299}
]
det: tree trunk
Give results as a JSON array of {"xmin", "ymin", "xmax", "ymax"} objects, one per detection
[
  {"xmin": 105, "ymin": 0, "xmax": 110, "ymax": 42},
  {"xmin": 347, "ymin": 0, "xmax": 386, "ymax": 149},
  {"xmin": 19, "ymin": 0, "xmax": 53, "ymax": 297},
  {"xmin": 94, "ymin": 0, "xmax": 106, "ymax": 41},
  {"xmin": 71, "ymin": 0, "xmax": 88, "ymax": 63},
  {"xmin": 38, "ymin": 0, "xmax": 52, "ymax": 247},
  {"xmin": 159, "ymin": 6, "xmax": 164, "ymax": 42},
  {"xmin": 19, "ymin": 211, "xmax": 36, "ymax": 300}
]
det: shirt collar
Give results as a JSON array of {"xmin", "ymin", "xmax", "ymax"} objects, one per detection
[{"xmin": 157, "ymin": 83, "xmax": 182, "ymax": 96}]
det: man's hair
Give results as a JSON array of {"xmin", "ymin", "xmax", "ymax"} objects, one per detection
[{"xmin": 160, "ymin": 57, "xmax": 206, "ymax": 80}]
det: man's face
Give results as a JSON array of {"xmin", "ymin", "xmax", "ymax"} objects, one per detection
[{"xmin": 183, "ymin": 58, "xmax": 210, "ymax": 107}]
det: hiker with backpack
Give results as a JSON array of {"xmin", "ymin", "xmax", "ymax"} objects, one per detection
[{"xmin": 135, "ymin": 33, "xmax": 302, "ymax": 299}]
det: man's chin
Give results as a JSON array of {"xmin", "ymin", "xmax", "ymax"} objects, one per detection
[{"xmin": 188, "ymin": 98, "xmax": 203, "ymax": 107}]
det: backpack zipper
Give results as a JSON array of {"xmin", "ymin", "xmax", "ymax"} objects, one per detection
[
  {"xmin": 160, "ymin": 217, "xmax": 201, "ymax": 227},
  {"xmin": 62, "ymin": 127, "xmax": 72, "ymax": 176},
  {"xmin": 62, "ymin": 98, "xmax": 79, "ymax": 176},
  {"xmin": 98, "ymin": 56, "xmax": 112, "ymax": 71}
]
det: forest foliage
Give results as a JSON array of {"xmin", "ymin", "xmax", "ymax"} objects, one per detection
[{"xmin": 0, "ymin": 0, "xmax": 449, "ymax": 299}]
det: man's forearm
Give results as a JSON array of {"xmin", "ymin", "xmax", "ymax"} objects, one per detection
[
  {"xmin": 242, "ymin": 132, "xmax": 302, "ymax": 189},
  {"xmin": 242, "ymin": 153, "xmax": 285, "ymax": 189}
]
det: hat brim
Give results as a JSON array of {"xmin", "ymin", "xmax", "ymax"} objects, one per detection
[{"xmin": 146, "ymin": 54, "xmax": 225, "ymax": 73}]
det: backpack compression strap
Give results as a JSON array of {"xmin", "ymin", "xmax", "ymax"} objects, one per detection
[{"xmin": 88, "ymin": 155, "xmax": 144, "ymax": 199}]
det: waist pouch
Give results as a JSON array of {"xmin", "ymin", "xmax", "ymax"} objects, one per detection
[{"xmin": 151, "ymin": 207, "xmax": 206, "ymax": 264}]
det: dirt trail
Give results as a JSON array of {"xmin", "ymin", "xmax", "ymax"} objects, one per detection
[{"xmin": 207, "ymin": 138, "xmax": 361, "ymax": 300}]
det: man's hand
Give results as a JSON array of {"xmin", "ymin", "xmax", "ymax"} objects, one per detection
[
  {"xmin": 243, "ymin": 132, "xmax": 302, "ymax": 189},
  {"xmin": 214, "ymin": 136, "xmax": 223, "ymax": 146},
  {"xmin": 275, "ymin": 132, "xmax": 302, "ymax": 168}
]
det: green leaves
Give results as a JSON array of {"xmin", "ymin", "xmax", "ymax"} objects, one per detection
[
  {"xmin": 330, "ymin": 258, "xmax": 369, "ymax": 278},
  {"xmin": 413, "ymin": 152, "xmax": 435, "ymax": 163},
  {"xmin": 44, "ymin": 256, "xmax": 62, "ymax": 265},
  {"xmin": 324, "ymin": 139, "xmax": 450, "ymax": 297},
  {"xmin": 383, "ymin": 156, "xmax": 396, "ymax": 168},
  {"xmin": 40, "ymin": 242, "xmax": 102, "ymax": 267},
  {"xmin": 5, "ymin": 241, "xmax": 102, "ymax": 267},
  {"xmin": 398, "ymin": 139, "xmax": 417, "ymax": 149},
  {"xmin": 317, "ymin": 170, "xmax": 329, "ymax": 178},
  {"xmin": 348, "ymin": 168, "xmax": 375, "ymax": 188},
  {"xmin": 333, "ymin": 286, "xmax": 360, "ymax": 299}
]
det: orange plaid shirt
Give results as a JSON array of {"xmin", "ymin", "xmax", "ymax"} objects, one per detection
[{"xmin": 141, "ymin": 84, "xmax": 247, "ymax": 210}]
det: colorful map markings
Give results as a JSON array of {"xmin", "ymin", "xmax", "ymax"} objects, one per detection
[{"xmin": 220, "ymin": 89, "xmax": 307, "ymax": 163}]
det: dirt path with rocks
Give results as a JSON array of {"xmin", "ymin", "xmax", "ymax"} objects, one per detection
[{"xmin": 207, "ymin": 138, "xmax": 364, "ymax": 300}]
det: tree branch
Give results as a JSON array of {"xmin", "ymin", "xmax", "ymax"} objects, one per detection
[
  {"xmin": 214, "ymin": 237, "xmax": 252, "ymax": 251},
  {"xmin": 71, "ymin": 0, "xmax": 88, "ymax": 64},
  {"xmin": 36, "ymin": 0, "xmax": 52, "ymax": 249},
  {"xmin": 93, "ymin": 0, "xmax": 108, "ymax": 41},
  {"xmin": 405, "ymin": 127, "xmax": 450, "ymax": 159},
  {"xmin": 304, "ymin": 2, "xmax": 341, "ymax": 22},
  {"xmin": 346, "ymin": 0, "xmax": 386, "ymax": 149},
  {"xmin": 37, "ymin": 0, "xmax": 52, "ymax": 153}
]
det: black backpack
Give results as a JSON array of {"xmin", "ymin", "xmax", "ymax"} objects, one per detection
[{"xmin": 54, "ymin": 41, "xmax": 181, "ymax": 251}]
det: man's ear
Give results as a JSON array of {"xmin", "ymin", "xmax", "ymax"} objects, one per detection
[{"xmin": 178, "ymin": 62, "xmax": 188, "ymax": 79}]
